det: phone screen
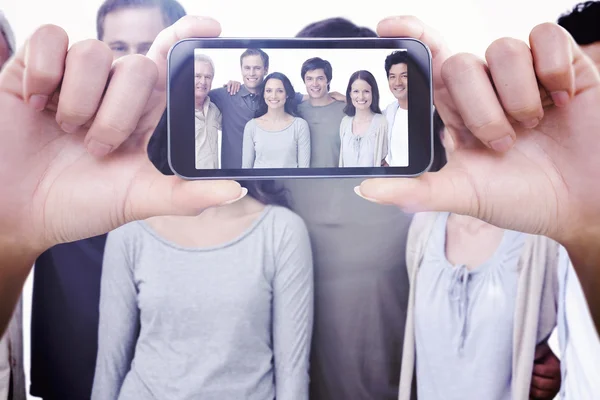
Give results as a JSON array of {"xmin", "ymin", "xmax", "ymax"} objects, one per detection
[{"xmin": 168, "ymin": 38, "xmax": 432, "ymax": 179}]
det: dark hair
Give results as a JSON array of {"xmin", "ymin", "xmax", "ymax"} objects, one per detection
[
  {"xmin": 385, "ymin": 50, "xmax": 409, "ymax": 76},
  {"xmin": 300, "ymin": 57, "xmax": 333, "ymax": 91},
  {"xmin": 96, "ymin": 0, "xmax": 186, "ymax": 40},
  {"xmin": 296, "ymin": 17, "xmax": 378, "ymax": 38},
  {"xmin": 240, "ymin": 48, "xmax": 269, "ymax": 71},
  {"xmin": 557, "ymin": 1, "xmax": 600, "ymax": 45},
  {"xmin": 343, "ymin": 70, "xmax": 382, "ymax": 116},
  {"xmin": 254, "ymin": 72, "xmax": 299, "ymax": 118},
  {"xmin": 430, "ymin": 108, "xmax": 448, "ymax": 172},
  {"xmin": 146, "ymin": 115, "xmax": 289, "ymax": 208}
]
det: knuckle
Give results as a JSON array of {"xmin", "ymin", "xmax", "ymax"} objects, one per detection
[
  {"xmin": 69, "ymin": 39, "xmax": 112, "ymax": 64},
  {"xmin": 464, "ymin": 115, "xmax": 506, "ymax": 134},
  {"xmin": 486, "ymin": 37, "xmax": 530, "ymax": 61},
  {"xmin": 117, "ymin": 54, "xmax": 158, "ymax": 82},
  {"xmin": 505, "ymin": 101, "xmax": 540, "ymax": 118},
  {"xmin": 442, "ymin": 52, "xmax": 482, "ymax": 81},
  {"xmin": 97, "ymin": 117, "xmax": 136, "ymax": 140}
]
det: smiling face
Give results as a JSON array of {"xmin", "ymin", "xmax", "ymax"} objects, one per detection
[
  {"xmin": 350, "ymin": 79, "xmax": 373, "ymax": 111},
  {"xmin": 263, "ymin": 78, "xmax": 287, "ymax": 110},
  {"xmin": 194, "ymin": 60, "xmax": 214, "ymax": 103},
  {"xmin": 241, "ymin": 55, "xmax": 267, "ymax": 91},
  {"xmin": 388, "ymin": 62, "xmax": 408, "ymax": 102},
  {"xmin": 304, "ymin": 68, "xmax": 329, "ymax": 99}
]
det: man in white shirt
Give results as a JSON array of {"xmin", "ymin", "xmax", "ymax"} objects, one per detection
[
  {"xmin": 383, "ymin": 51, "xmax": 409, "ymax": 167},
  {"xmin": 194, "ymin": 54, "xmax": 222, "ymax": 169}
]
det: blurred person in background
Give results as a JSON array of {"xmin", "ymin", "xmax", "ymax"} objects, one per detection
[
  {"xmin": 28, "ymin": 1, "xmax": 186, "ymax": 399},
  {"xmin": 0, "ymin": 10, "xmax": 26, "ymax": 400}
]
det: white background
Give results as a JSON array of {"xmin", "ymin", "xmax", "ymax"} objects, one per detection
[
  {"xmin": 0, "ymin": 0, "xmax": 577, "ymax": 398},
  {"xmin": 198, "ymin": 48, "xmax": 406, "ymax": 109}
]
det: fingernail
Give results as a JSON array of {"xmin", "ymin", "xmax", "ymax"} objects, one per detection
[
  {"xmin": 550, "ymin": 91, "xmax": 569, "ymax": 107},
  {"xmin": 29, "ymin": 94, "xmax": 48, "ymax": 111},
  {"xmin": 86, "ymin": 139, "xmax": 114, "ymax": 157},
  {"xmin": 354, "ymin": 186, "xmax": 383, "ymax": 204},
  {"xmin": 60, "ymin": 122, "xmax": 79, "ymax": 134},
  {"xmin": 220, "ymin": 187, "xmax": 248, "ymax": 205},
  {"xmin": 521, "ymin": 118, "xmax": 539, "ymax": 129},
  {"xmin": 489, "ymin": 135, "xmax": 514, "ymax": 152}
]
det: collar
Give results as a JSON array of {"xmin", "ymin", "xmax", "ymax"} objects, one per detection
[{"xmin": 239, "ymin": 85, "xmax": 258, "ymax": 98}]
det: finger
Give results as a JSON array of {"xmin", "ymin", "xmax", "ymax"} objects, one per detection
[
  {"xmin": 127, "ymin": 170, "xmax": 246, "ymax": 220},
  {"xmin": 55, "ymin": 40, "xmax": 113, "ymax": 133},
  {"xmin": 6, "ymin": 25, "xmax": 69, "ymax": 111},
  {"xmin": 84, "ymin": 55, "xmax": 158, "ymax": 157},
  {"xmin": 531, "ymin": 374, "xmax": 560, "ymax": 391},
  {"xmin": 376, "ymin": 16, "xmax": 465, "ymax": 136},
  {"xmin": 356, "ymin": 168, "xmax": 480, "ymax": 217},
  {"xmin": 529, "ymin": 23, "xmax": 577, "ymax": 107},
  {"xmin": 442, "ymin": 52, "xmax": 516, "ymax": 151},
  {"xmin": 485, "ymin": 38, "xmax": 544, "ymax": 129},
  {"xmin": 146, "ymin": 16, "xmax": 221, "ymax": 94},
  {"xmin": 530, "ymin": 388, "xmax": 556, "ymax": 400},
  {"xmin": 534, "ymin": 342, "xmax": 551, "ymax": 360},
  {"xmin": 533, "ymin": 359, "xmax": 561, "ymax": 378}
]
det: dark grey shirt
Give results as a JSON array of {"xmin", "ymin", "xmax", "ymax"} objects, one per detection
[
  {"xmin": 297, "ymin": 100, "xmax": 346, "ymax": 168},
  {"xmin": 210, "ymin": 86, "xmax": 304, "ymax": 169},
  {"xmin": 279, "ymin": 178, "xmax": 413, "ymax": 400},
  {"xmin": 209, "ymin": 85, "xmax": 260, "ymax": 169}
]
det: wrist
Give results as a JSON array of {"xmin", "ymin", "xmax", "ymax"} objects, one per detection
[{"xmin": 0, "ymin": 230, "xmax": 45, "ymax": 264}]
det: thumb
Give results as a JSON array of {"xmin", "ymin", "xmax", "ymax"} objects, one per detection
[
  {"xmin": 356, "ymin": 168, "xmax": 480, "ymax": 216},
  {"xmin": 127, "ymin": 173, "xmax": 246, "ymax": 220}
]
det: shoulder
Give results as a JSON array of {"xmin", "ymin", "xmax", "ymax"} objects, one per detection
[
  {"xmin": 108, "ymin": 221, "xmax": 144, "ymax": 243},
  {"xmin": 244, "ymin": 118, "xmax": 257, "ymax": 130},
  {"xmin": 374, "ymin": 113, "xmax": 387, "ymax": 124},
  {"xmin": 267, "ymin": 206, "xmax": 309, "ymax": 237},
  {"xmin": 294, "ymin": 117, "xmax": 309, "ymax": 128},
  {"xmin": 209, "ymin": 87, "xmax": 228, "ymax": 101},
  {"xmin": 408, "ymin": 212, "xmax": 440, "ymax": 238},
  {"xmin": 341, "ymin": 115, "xmax": 352, "ymax": 124},
  {"xmin": 208, "ymin": 100, "xmax": 221, "ymax": 112}
]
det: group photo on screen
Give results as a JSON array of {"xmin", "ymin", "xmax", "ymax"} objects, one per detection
[{"xmin": 193, "ymin": 47, "xmax": 410, "ymax": 170}]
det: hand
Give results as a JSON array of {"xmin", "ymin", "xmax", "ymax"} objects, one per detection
[
  {"xmin": 357, "ymin": 16, "xmax": 600, "ymax": 248},
  {"xmin": 225, "ymin": 80, "xmax": 241, "ymax": 95},
  {"xmin": 530, "ymin": 341, "xmax": 561, "ymax": 399},
  {"xmin": 330, "ymin": 91, "xmax": 346, "ymax": 102},
  {"xmin": 0, "ymin": 16, "xmax": 245, "ymax": 255}
]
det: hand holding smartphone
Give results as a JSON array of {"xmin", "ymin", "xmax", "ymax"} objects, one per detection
[{"xmin": 167, "ymin": 37, "xmax": 433, "ymax": 179}]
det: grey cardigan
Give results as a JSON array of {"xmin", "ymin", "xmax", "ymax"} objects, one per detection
[{"xmin": 398, "ymin": 212, "xmax": 560, "ymax": 400}]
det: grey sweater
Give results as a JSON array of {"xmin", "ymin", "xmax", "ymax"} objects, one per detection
[{"xmin": 91, "ymin": 206, "xmax": 314, "ymax": 400}]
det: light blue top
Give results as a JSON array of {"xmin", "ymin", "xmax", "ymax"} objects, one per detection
[
  {"xmin": 91, "ymin": 206, "xmax": 314, "ymax": 400},
  {"xmin": 414, "ymin": 212, "xmax": 525, "ymax": 400},
  {"xmin": 242, "ymin": 117, "xmax": 311, "ymax": 168}
]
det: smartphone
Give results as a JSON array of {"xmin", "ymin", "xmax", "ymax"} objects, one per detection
[{"xmin": 167, "ymin": 37, "xmax": 433, "ymax": 179}]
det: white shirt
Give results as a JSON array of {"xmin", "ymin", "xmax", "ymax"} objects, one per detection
[
  {"xmin": 557, "ymin": 247, "xmax": 600, "ymax": 399},
  {"xmin": 384, "ymin": 102, "xmax": 409, "ymax": 166}
]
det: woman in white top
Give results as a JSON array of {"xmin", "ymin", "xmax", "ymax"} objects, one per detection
[
  {"xmin": 338, "ymin": 70, "xmax": 388, "ymax": 167},
  {"xmin": 242, "ymin": 72, "xmax": 311, "ymax": 169},
  {"xmin": 398, "ymin": 111, "xmax": 562, "ymax": 400}
]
